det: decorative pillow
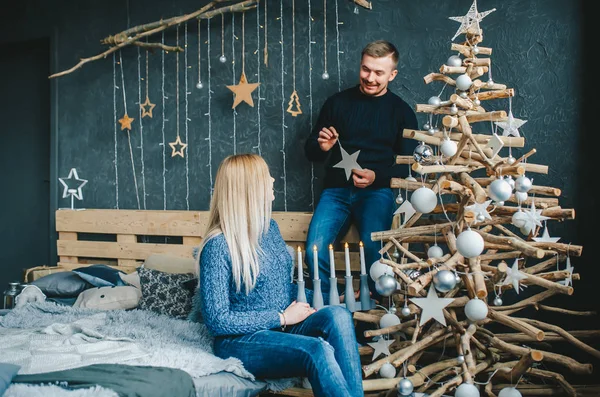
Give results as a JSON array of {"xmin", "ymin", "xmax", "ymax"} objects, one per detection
[
  {"xmin": 73, "ymin": 264, "xmax": 127, "ymax": 288},
  {"xmin": 0, "ymin": 363, "xmax": 20, "ymax": 395},
  {"xmin": 137, "ymin": 267, "xmax": 196, "ymax": 319},
  {"xmin": 74, "ymin": 286, "xmax": 142, "ymax": 310},
  {"xmin": 119, "ymin": 271, "xmax": 141, "ymax": 290},
  {"xmin": 30, "ymin": 271, "xmax": 92, "ymax": 297},
  {"xmin": 15, "ymin": 285, "xmax": 46, "ymax": 308},
  {"xmin": 143, "ymin": 254, "xmax": 196, "ymax": 274}
]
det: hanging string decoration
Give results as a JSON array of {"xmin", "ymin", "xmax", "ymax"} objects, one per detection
[
  {"xmin": 140, "ymin": 47, "xmax": 156, "ymax": 118},
  {"xmin": 136, "ymin": 46, "xmax": 147, "ymax": 210},
  {"xmin": 219, "ymin": 13, "xmax": 227, "ymax": 63},
  {"xmin": 322, "ymin": 0, "xmax": 329, "ymax": 80},
  {"xmin": 169, "ymin": 26, "xmax": 188, "ymax": 158},
  {"xmin": 196, "ymin": 19, "xmax": 203, "ymax": 89},
  {"xmin": 226, "ymin": 12, "xmax": 260, "ymax": 109},
  {"xmin": 286, "ymin": 0, "xmax": 302, "ymax": 117},
  {"xmin": 263, "ymin": 0, "xmax": 268, "ymax": 66}
]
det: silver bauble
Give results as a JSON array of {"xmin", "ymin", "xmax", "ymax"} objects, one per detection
[
  {"xmin": 413, "ymin": 143, "xmax": 434, "ymax": 164},
  {"xmin": 219, "ymin": 54, "xmax": 227, "ymax": 63},
  {"xmin": 410, "ymin": 187, "xmax": 438, "ymax": 214},
  {"xmin": 427, "ymin": 244, "xmax": 444, "ymax": 259},
  {"xmin": 428, "ymin": 96, "xmax": 442, "ymax": 106},
  {"xmin": 447, "ymin": 55, "xmax": 462, "ymax": 67},
  {"xmin": 380, "ymin": 313, "xmax": 401, "ymax": 328},
  {"xmin": 376, "ymin": 274, "xmax": 397, "ymax": 297},
  {"xmin": 423, "ymin": 122, "xmax": 431, "ymax": 130},
  {"xmin": 455, "ymin": 382, "xmax": 480, "ymax": 397},
  {"xmin": 474, "ymin": 98, "xmax": 481, "ymax": 106},
  {"xmin": 455, "ymin": 74, "xmax": 473, "ymax": 91},
  {"xmin": 465, "ymin": 297, "xmax": 489, "ymax": 322},
  {"xmin": 496, "ymin": 201, "xmax": 505, "ymax": 206},
  {"xmin": 455, "ymin": 273, "xmax": 462, "ymax": 284},
  {"xmin": 405, "ymin": 176, "xmax": 417, "ymax": 182},
  {"xmin": 433, "ymin": 269, "xmax": 458, "ymax": 293},
  {"xmin": 514, "ymin": 175, "xmax": 533, "ymax": 193},
  {"xmin": 472, "ymin": 46, "xmax": 480, "ymax": 55},
  {"xmin": 493, "ymin": 296, "xmax": 503, "ymax": 306},
  {"xmin": 459, "ymin": 91, "xmax": 468, "ymax": 99},
  {"xmin": 486, "ymin": 79, "xmax": 494, "ymax": 87},
  {"xmin": 370, "ymin": 260, "xmax": 394, "ymax": 282},
  {"xmin": 379, "ymin": 362, "xmax": 396, "ymax": 379},
  {"xmin": 196, "ymin": 81, "xmax": 204, "ymax": 89},
  {"xmin": 457, "ymin": 354, "xmax": 465, "ymax": 364},
  {"xmin": 456, "ymin": 229, "xmax": 484, "ymax": 258},
  {"xmin": 450, "ymin": 104, "xmax": 458, "ymax": 115},
  {"xmin": 505, "ymin": 175, "xmax": 515, "ymax": 190},
  {"xmin": 393, "ymin": 249, "xmax": 401, "ymax": 259},
  {"xmin": 507, "ymin": 156, "xmax": 516, "ymax": 165},
  {"xmin": 397, "ymin": 378, "xmax": 414, "ymax": 396},
  {"xmin": 515, "ymin": 191, "xmax": 528, "ymax": 204},
  {"xmin": 427, "ymin": 127, "xmax": 436, "ymax": 136},
  {"xmin": 401, "ymin": 306, "xmax": 411, "ymax": 317},
  {"xmin": 389, "ymin": 306, "xmax": 397, "ymax": 314},
  {"xmin": 322, "ymin": 71, "xmax": 330, "ymax": 80},
  {"xmin": 488, "ymin": 179, "xmax": 513, "ymax": 202},
  {"xmin": 396, "ymin": 193, "xmax": 404, "ymax": 205},
  {"xmin": 498, "ymin": 387, "xmax": 522, "ymax": 397},
  {"xmin": 476, "ymin": 213, "xmax": 485, "ymax": 222},
  {"xmin": 440, "ymin": 139, "xmax": 458, "ymax": 157}
]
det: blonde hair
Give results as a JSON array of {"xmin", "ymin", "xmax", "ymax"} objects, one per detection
[{"xmin": 196, "ymin": 153, "xmax": 273, "ymax": 294}]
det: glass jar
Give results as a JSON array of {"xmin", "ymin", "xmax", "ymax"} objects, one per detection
[{"xmin": 3, "ymin": 282, "xmax": 21, "ymax": 309}]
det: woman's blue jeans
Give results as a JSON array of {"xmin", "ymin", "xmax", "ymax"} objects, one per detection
[
  {"xmin": 305, "ymin": 186, "xmax": 395, "ymax": 302},
  {"xmin": 213, "ymin": 305, "xmax": 363, "ymax": 397}
]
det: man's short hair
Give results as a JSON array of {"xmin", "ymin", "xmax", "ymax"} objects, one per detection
[{"xmin": 361, "ymin": 40, "xmax": 399, "ymax": 67}]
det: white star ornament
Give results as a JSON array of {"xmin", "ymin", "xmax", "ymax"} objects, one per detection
[
  {"xmin": 367, "ymin": 337, "xmax": 394, "ymax": 361},
  {"xmin": 465, "ymin": 199, "xmax": 493, "ymax": 224},
  {"xmin": 58, "ymin": 168, "xmax": 88, "ymax": 200},
  {"xmin": 502, "ymin": 259, "xmax": 528, "ymax": 294},
  {"xmin": 333, "ymin": 144, "xmax": 362, "ymax": 180},
  {"xmin": 410, "ymin": 284, "xmax": 454, "ymax": 326},
  {"xmin": 495, "ymin": 111, "xmax": 527, "ymax": 138},
  {"xmin": 532, "ymin": 223, "xmax": 561, "ymax": 243}
]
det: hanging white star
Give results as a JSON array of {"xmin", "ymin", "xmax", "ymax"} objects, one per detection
[
  {"xmin": 465, "ymin": 199, "xmax": 493, "ymax": 224},
  {"xmin": 410, "ymin": 284, "xmax": 454, "ymax": 326},
  {"xmin": 485, "ymin": 133, "xmax": 504, "ymax": 158},
  {"xmin": 448, "ymin": 0, "xmax": 496, "ymax": 41},
  {"xmin": 559, "ymin": 257, "xmax": 574, "ymax": 287},
  {"xmin": 367, "ymin": 337, "xmax": 394, "ymax": 361},
  {"xmin": 495, "ymin": 111, "xmax": 527, "ymax": 138},
  {"xmin": 58, "ymin": 168, "xmax": 88, "ymax": 200},
  {"xmin": 532, "ymin": 222, "xmax": 561, "ymax": 243},
  {"xmin": 394, "ymin": 200, "xmax": 417, "ymax": 225},
  {"xmin": 502, "ymin": 259, "xmax": 528, "ymax": 294},
  {"xmin": 521, "ymin": 199, "xmax": 550, "ymax": 236},
  {"xmin": 333, "ymin": 144, "xmax": 362, "ymax": 180}
]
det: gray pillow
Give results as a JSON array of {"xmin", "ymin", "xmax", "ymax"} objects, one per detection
[
  {"xmin": 31, "ymin": 271, "xmax": 92, "ymax": 297},
  {"xmin": 137, "ymin": 267, "xmax": 196, "ymax": 319}
]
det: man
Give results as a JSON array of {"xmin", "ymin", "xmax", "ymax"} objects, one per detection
[{"xmin": 304, "ymin": 40, "xmax": 418, "ymax": 304}]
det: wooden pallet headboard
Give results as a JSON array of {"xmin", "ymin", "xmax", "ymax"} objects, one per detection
[{"xmin": 37, "ymin": 209, "xmax": 363, "ymax": 278}]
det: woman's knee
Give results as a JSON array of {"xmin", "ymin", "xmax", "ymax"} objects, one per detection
[{"xmin": 319, "ymin": 305, "xmax": 354, "ymax": 328}]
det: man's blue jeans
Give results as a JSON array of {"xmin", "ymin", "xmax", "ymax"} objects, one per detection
[
  {"xmin": 213, "ymin": 305, "xmax": 363, "ymax": 397},
  {"xmin": 305, "ymin": 186, "xmax": 395, "ymax": 302}
]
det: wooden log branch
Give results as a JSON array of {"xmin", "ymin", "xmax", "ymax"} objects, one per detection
[
  {"xmin": 451, "ymin": 43, "xmax": 492, "ymax": 56},
  {"xmin": 487, "ymin": 309, "xmax": 545, "ymax": 341},
  {"xmin": 492, "ymin": 350, "xmax": 544, "ymax": 382},
  {"xmin": 521, "ymin": 318, "xmax": 600, "ymax": 359},
  {"xmin": 475, "ymin": 229, "xmax": 545, "ymax": 258}
]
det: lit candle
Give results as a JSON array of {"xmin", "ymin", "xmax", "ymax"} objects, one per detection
[
  {"xmin": 344, "ymin": 242, "xmax": 351, "ymax": 277},
  {"xmin": 297, "ymin": 246, "xmax": 303, "ymax": 282},
  {"xmin": 359, "ymin": 241, "xmax": 366, "ymax": 275},
  {"xmin": 329, "ymin": 244, "xmax": 335, "ymax": 279},
  {"xmin": 313, "ymin": 245, "xmax": 319, "ymax": 280}
]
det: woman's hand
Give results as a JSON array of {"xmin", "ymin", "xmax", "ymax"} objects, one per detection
[{"xmin": 281, "ymin": 301, "xmax": 316, "ymax": 326}]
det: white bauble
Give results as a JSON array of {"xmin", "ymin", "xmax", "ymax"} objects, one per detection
[
  {"xmin": 440, "ymin": 139, "xmax": 458, "ymax": 157},
  {"xmin": 447, "ymin": 55, "xmax": 463, "ymax": 67},
  {"xmin": 465, "ymin": 298, "xmax": 489, "ymax": 321},
  {"xmin": 410, "ymin": 187, "xmax": 437, "ymax": 214},
  {"xmin": 515, "ymin": 191, "xmax": 528, "ymax": 204},
  {"xmin": 498, "ymin": 387, "xmax": 522, "ymax": 397},
  {"xmin": 456, "ymin": 229, "xmax": 484, "ymax": 258},
  {"xmin": 455, "ymin": 383, "xmax": 480, "ymax": 397},
  {"xmin": 514, "ymin": 175, "xmax": 533, "ymax": 193},
  {"xmin": 511, "ymin": 211, "xmax": 528, "ymax": 228},
  {"xmin": 488, "ymin": 179, "xmax": 513, "ymax": 202},
  {"xmin": 405, "ymin": 176, "xmax": 417, "ymax": 182},
  {"xmin": 455, "ymin": 74, "xmax": 473, "ymax": 91},
  {"xmin": 427, "ymin": 244, "xmax": 444, "ymax": 259},
  {"xmin": 369, "ymin": 260, "xmax": 394, "ymax": 282},
  {"xmin": 380, "ymin": 313, "xmax": 401, "ymax": 328},
  {"xmin": 428, "ymin": 96, "xmax": 442, "ymax": 106},
  {"xmin": 379, "ymin": 363, "xmax": 396, "ymax": 378}
]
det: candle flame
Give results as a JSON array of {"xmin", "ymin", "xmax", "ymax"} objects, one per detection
[
  {"xmin": 359, "ymin": 241, "xmax": 363, "ymax": 247},
  {"xmin": 297, "ymin": 245, "xmax": 301, "ymax": 252},
  {"xmin": 344, "ymin": 242, "xmax": 349, "ymax": 248},
  {"xmin": 313, "ymin": 245, "xmax": 317, "ymax": 251},
  {"xmin": 328, "ymin": 244, "xmax": 333, "ymax": 249}
]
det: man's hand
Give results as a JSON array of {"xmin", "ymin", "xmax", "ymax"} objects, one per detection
[
  {"xmin": 352, "ymin": 168, "xmax": 376, "ymax": 188},
  {"xmin": 317, "ymin": 126, "xmax": 339, "ymax": 152}
]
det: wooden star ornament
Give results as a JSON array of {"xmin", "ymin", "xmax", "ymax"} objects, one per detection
[
  {"xmin": 118, "ymin": 113, "xmax": 135, "ymax": 131},
  {"xmin": 169, "ymin": 135, "xmax": 188, "ymax": 158},
  {"xmin": 140, "ymin": 96, "xmax": 156, "ymax": 118},
  {"xmin": 226, "ymin": 71, "xmax": 260, "ymax": 109}
]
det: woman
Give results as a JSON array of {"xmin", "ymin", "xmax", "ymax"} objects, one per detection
[{"xmin": 190, "ymin": 153, "xmax": 363, "ymax": 397}]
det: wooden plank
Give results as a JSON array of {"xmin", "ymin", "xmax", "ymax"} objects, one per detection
[
  {"xmin": 56, "ymin": 262, "xmax": 138, "ymax": 273},
  {"xmin": 57, "ymin": 240, "xmax": 195, "ymax": 261},
  {"xmin": 183, "ymin": 236, "xmax": 202, "ymax": 246},
  {"xmin": 55, "ymin": 209, "xmax": 208, "ymax": 237},
  {"xmin": 263, "ymin": 388, "xmax": 314, "ymax": 396},
  {"xmin": 58, "ymin": 231, "xmax": 79, "ymax": 264},
  {"xmin": 272, "ymin": 211, "xmax": 360, "ymax": 243},
  {"xmin": 117, "ymin": 235, "xmax": 140, "ymax": 266}
]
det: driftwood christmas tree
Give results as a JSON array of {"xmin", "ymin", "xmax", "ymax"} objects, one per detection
[{"xmin": 355, "ymin": 2, "xmax": 597, "ymax": 396}]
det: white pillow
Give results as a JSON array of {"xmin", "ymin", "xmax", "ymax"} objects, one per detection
[{"xmin": 74, "ymin": 286, "xmax": 141, "ymax": 310}]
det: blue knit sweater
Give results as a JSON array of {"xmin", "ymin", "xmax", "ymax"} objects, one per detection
[{"xmin": 195, "ymin": 220, "xmax": 316, "ymax": 336}]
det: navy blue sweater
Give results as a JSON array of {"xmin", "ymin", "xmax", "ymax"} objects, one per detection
[{"xmin": 305, "ymin": 85, "xmax": 418, "ymax": 189}]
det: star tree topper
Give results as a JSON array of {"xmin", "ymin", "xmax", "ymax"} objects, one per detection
[
  {"xmin": 333, "ymin": 143, "xmax": 363, "ymax": 180},
  {"xmin": 58, "ymin": 168, "xmax": 88, "ymax": 200},
  {"xmin": 410, "ymin": 284, "xmax": 454, "ymax": 326},
  {"xmin": 448, "ymin": 0, "xmax": 496, "ymax": 41},
  {"xmin": 226, "ymin": 71, "xmax": 260, "ymax": 109}
]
